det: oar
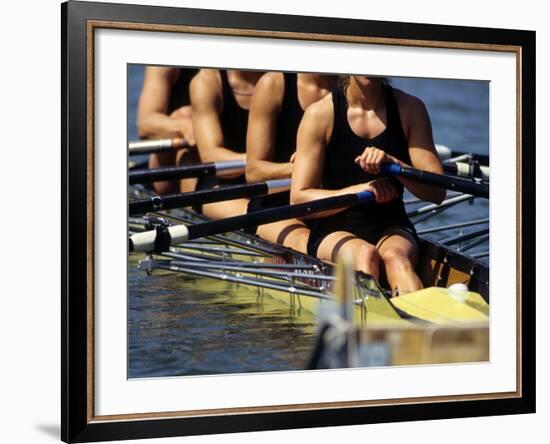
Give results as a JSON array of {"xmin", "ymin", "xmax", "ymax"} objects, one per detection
[
  {"xmin": 129, "ymin": 160, "xmax": 245, "ymax": 184},
  {"xmin": 129, "ymin": 191, "xmax": 375, "ymax": 253},
  {"xmin": 442, "ymin": 161, "xmax": 490, "ymax": 180},
  {"xmin": 129, "ymin": 179, "xmax": 291, "ymax": 215},
  {"xmin": 129, "ymin": 137, "xmax": 189, "ymax": 155},
  {"xmin": 381, "ymin": 164, "xmax": 489, "ymax": 198},
  {"xmin": 435, "ymin": 144, "xmax": 489, "ymax": 166}
]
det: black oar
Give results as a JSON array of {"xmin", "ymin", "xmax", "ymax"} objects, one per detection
[
  {"xmin": 129, "ymin": 137, "xmax": 189, "ymax": 155},
  {"xmin": 129, "ymin": 191, "xmax": 375, "ymax": 253},
  {"xmin": 129, "ymin": 160, "xmax": 245, "ymax": 184},
  {"xmin": 382, "ymin": 164, "xmax": 489, "ymax": 198},
  {"xmin": 129, "ymin": 179, "xmax": 291, "ymax": 215}
]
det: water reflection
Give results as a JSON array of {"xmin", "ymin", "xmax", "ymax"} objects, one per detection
[{"xmin": 128, "ymin": 257, "xmax": 316, "ymax": 378}]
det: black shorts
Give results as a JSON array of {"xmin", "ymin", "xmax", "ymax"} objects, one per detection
[{"xmin": 306, "ymin": 201, "xmax": 418, "ymax": 258}]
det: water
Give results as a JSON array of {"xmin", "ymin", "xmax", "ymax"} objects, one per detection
[
  {"xmin": 127, "ymin": 66, "xmax": 489, "ymax": 378},
  {"xmin": 128, "ymin": 256, "xmax": 315, "ymax": 378}
]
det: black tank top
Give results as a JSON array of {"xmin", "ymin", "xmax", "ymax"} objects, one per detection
[
  {"xmin": 323, "ymin": 82, "xmax": 411, "ymax": 214},
  {"xmin": 324, "ymin": 83, "xmax": 410, "ymax": 187},
  {"xmin": 167, "ymin": 68, "xmax": 198, "ymax": 114},
  {"xmin": 219, "ymin": 70, "xmax": 249, "ymax": 153},
  {"xmin": 273, "ymin": 72, "xmax": 304, "ymax": 163},
  {"xmin": 305, "ymin": 83, "xmax": 416, "ymax": 256}
]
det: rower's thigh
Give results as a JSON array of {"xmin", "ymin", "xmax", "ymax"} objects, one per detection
[
  {"xmin": 175, "ymin": 147, "xmax": 200, "ymax": 193},
  {"xmin": 377, "ymin": 233, "xmax": 418, "ymax": 265},
  {"xmin": 316, "ymin": 231, "xmax": 377, "ymax": 264},
  {"xmin": 202, "ymin": 198, "xmax": 249, "ymax": 220},
  {"xmin": 257, "ymin": 219, "xmax": 310, "ymax": 253},
  {"xmin": 148, "ymin": 151, "xmax": 177, "ymax": 194}
]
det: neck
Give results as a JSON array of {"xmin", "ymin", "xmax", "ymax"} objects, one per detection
[{"xmin": 347, "ymin": 78, "xmax": 384, "ymax": 110}]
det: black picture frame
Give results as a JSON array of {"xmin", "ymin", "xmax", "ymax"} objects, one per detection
[{"xmin": 62, "ymin": 1, "xmax": 536, "ymax": 442}]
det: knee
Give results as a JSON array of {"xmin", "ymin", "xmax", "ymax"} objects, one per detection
[
  {"xmin": 381, "ymin": 248, "xmax": 412, "ymax": 271},
  {"xmin": 357, "ymin": 243, "xmax": 381, "ymax": 268}
]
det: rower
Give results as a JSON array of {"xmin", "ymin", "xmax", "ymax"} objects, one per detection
[
  {"xmin": 137, "ymin": 66, "xmax": 199, "ymax": 194},
  {"xmin": 245, "ymin": 72, "xmax": 337, "ymax": 253},
  {"xmin": 190, "ymin": 69, "xmax": 264, "ymax": 219},
  {"xmin": 290, "ymin": 76, "xmax": 445, "ymax": 295}
]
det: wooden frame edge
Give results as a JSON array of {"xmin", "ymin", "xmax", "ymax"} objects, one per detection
[
  {"xmin": 62, "ymin": 3, "xmax": 535, "ymax": 440},
  {"xmin": 85, "ymin": 18, "xmax": 524, "ymax": 423}
]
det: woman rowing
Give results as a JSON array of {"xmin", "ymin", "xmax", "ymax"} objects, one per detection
[
  {"xmin": 291, "ymin": 75, "xmax": 445, "ymax": 295},
  {"xmin": 190, "ymin": 69, "xmax": 263, "ymax": 219},
  {"xmin": 245, "ymin": 72, "xmax": 337, "ymax": 253},
  {"xmin": 137, "ymin": 66, "xmax": 198, "ymax": 194}
]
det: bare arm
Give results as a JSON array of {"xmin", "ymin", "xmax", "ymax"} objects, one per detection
[
  {"xmin": 402, "ymin": 95, "xmax": 445, "ymax": 203},
  {"xmin": 291, "ymin": 97, "xmax": 394, "ymax": 218},
  {"xmin": 137, "ymin": 67, "xmax": 188, "ymax": 139},
  {"xmin": 245, "ymin": 73, "xmax": 293, "ymax": 183},
  {"xmin": 190, "ymin": 70, "xmax": 246, "ymax": 172}
]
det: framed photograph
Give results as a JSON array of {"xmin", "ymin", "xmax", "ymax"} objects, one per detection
[{"xmin": 62, "ymin": 0, "xmax": 535, "ymax": 442}]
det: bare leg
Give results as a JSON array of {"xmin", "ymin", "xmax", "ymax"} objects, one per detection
[
  {"xmin": 377, "ymin": 232, "xmax": 422, "ymax": 295},
  {"xmin": 202, "ymin": 198, "xmax": 249, "ymax": 219},
  {"xmin": 316, "ymin": 231, "xmax": 381, "ymax": 278},
  {"xmin": 148, "ymin": 151, "xmax": 177, "ymax": 194},
  {"xmin": 256, "ymin": 219, "xmax": 310, "ymax": 253},
  {"xmin": 175, "ymin": 147, "xmax": 200, "ymax": 194}
]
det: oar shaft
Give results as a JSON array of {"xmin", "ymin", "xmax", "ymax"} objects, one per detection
[
  {"xmin": 435, "ymin": 145, "xmax": 489, "ymax": 166},
  {"xmin": 187, "ymin": 192, "xmax": 372, "ymax": 241},
  {"xmin": 129, "ymin": 191, "xmax": 374, "ymax": 253},
  {"xmin": 382, "ymin": 164, "xmax": 489, "ymax": 198},
  {"xmin": 128, "ymin": 160, "xmax": 245, "ymax": 184},
  {"xmin": 443, "ymin": 161, "xmax": 490, "ymax": 180},
  {"xmin": 128, "ymin": 137, "xmax": 188, "ymax": 155},
  {"xmin": 129, "ymin": 179, "xmax": 291, "ymax": 215}
]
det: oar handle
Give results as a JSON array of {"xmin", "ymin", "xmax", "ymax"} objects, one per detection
[
  {"xmin": 128, "ymin": 137, "xmax": 189, "ymax": 155},
  {"xmin": 381, "ymin": 163, "xmax": 489, "ymax": 199}
]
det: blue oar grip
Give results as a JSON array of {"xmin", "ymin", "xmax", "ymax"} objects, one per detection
[
  {"xmin": 356, "ymin": 190, "xmax": 375, "ymax": 202},
  {"xmin": 381, "ymin": 163, "xmax": 402, "ymax": 175}
]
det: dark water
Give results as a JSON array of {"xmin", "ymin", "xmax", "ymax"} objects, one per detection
[
  {"xmin": 128, "ymin": 258, "xmax": 315, "ymax": 378},
  {"xmin": 127, "ymin": 65, "xmax": 489, "ymax": 378}
]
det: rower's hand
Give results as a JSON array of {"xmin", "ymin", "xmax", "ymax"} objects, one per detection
[
  {"xmin": 355, "ymin": 147, "xmax": 396, "ymax": 174},
  {"xmin": 169, "ymin": 108, "xmax": 196, "ymax": 146},
  {"xmin": 364, "ymin": 178, "xmax": 398, "ymax": 203}
]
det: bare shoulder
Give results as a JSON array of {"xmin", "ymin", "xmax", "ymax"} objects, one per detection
[
  {"xmin": 190, "ymin": 70, "xmax": 222, "ymax": 106},
  {"xmin": 300, "ymin": 93, "xmax": 334, "ymax": 141},
  {"xmin": 256, "ymin": 72, "xmax": 284, "ymax": 92},
  {"xmin": 392, "ymin": 87, "xmax": 428, "ymax": 115},
  {"xmin": 144, "ymin": 66, "xmax": 178, "ymax": 82},
  {"xmin": 191, "ymin": 69, "xmax": 221, "ymax": 91},
  {"xmin": 304, "ymin": 93, "xmax": 333, "ymax": 123},
  {"xmin": 392, "ymin": 87, "xmax": 431, "ymax": 137},
  {"xmin": 253, "ymin": 72, "xmax": 285, "ymax": 107}
]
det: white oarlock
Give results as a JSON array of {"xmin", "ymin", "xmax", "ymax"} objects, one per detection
[
  {"xmin": 130, "ymin": 225, "xmax": 189, "ymax": 253},
  {"xmin": 435, "ymin": 144, "xmax": 452, "ymax": 161}
]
